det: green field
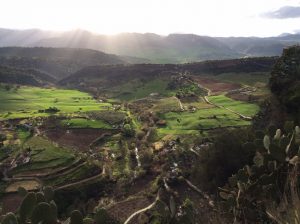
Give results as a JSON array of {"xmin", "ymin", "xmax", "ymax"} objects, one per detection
[
  {"xmin": 208, "ymin": 95, "xmax": 259, "ymax": 117},
  {"xmin": 115, "ymin": 79, "xmax": 174, "ymax": 101},
  {"xmin": 61, "ymin": 118, "xmax": 113, "ymax": 129},
  {"xmin": 157, "ymin": 94, "xmax": 260, "ymax": 135},
  {"xmin": 12, "ymin": 136, "xmax": 75, "ymax": 174},
  {"xmin": 213, "ymin": 72, "xmax": 270, "ymax": 86},
  {"xmin": 153, "ymin": 97, "xmax": 181, "ymax": 113},
  {"xmin": 0, "ymin": 86, "xmax": 112, "ymax": 120},
  {"xmin": 160, "ymin": 107, "xmax": 250, "ymax": 132}
]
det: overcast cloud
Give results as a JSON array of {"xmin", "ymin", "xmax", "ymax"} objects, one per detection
[
  {"xmin": 0, "ymin": 0, "xmax": 300, "ymax": 37},
  {"xmin": 263, "ymin": 6, "xmax": 300, "ymax": 19}
]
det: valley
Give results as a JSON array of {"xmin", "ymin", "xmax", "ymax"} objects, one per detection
[
  {"xmin": 0, "ymin": 57, "xmax": 270, "ymax": 223},
  {"xmin": 0, "ymin": 44, "xmax": 299, "ymax": 224}
]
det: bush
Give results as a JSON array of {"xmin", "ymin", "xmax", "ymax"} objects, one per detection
[{"xmin": 191, "ymin": 128, "xmax": 255, "ymax": 192}]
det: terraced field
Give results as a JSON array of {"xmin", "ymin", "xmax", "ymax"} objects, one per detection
[{"xmin": 11, "ymin": 136, "xmax": 75, "ymax": 175}]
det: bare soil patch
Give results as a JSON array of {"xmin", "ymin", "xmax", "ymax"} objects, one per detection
[
  {"xmin": 45, "ymin": 128, "xmax": 115, "ymax": 151},
  {"xmin": 5, "ymin": 180, "xmax": 40, "ymax": 193},
  {"xmin": 193, "ymin": 76, "xmax": 241, "ymax": 93}
]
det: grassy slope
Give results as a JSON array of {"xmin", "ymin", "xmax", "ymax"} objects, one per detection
[
  {"xmin": 158, "ymin": 94, "xmax": 260, "ymax": 135},
  {"xmin": 208, "ymin": 95, "xmax": 259, "ymax": 117},
  {"xmin": 12, "ymin": 136, "xmax": 75, "ymax": 174},
  {"xmin": 0, "ymin": 86, "xmax": 111, "ymax": 120},
  {"xmin": 160, "ymin": 107, "xmax": 250, "ymax": 131},
  {"xmin": 61, "ymin": 118, "xmax": 112, "ymax": 129},
  {"xmin": 115, "ymin": 79, "xmax": 174, "ymax": 101},
  {"xmin": 213, "ymin": 72, "xmax": 270, "ymax": 86}
]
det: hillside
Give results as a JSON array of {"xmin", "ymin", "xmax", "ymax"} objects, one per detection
[
  {"xmin": 0, "ymin": 28, "xmax": 299, "ymax": 63},
  {"xmin": 1, "ymin": 47, "xmax": 299, "ymax": 224},
  {"xmin": 60, "ymin": 57, "xmax": 277, "ymax": 89},
  {"xmin": 0, "ymin": 47, "xmax": 129, "ymax": 81},
  {"xmin": 0, "ymin": 65, "xmax": 55, "ymax": 86}
]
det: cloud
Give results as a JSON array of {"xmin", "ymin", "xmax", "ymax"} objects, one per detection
[{"xmin": 263, "ymin": 6, "xmax": 300, "ymax": 19}]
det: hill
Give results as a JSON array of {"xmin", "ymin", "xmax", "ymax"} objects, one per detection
[
  {"xmin": 0, "ymin": 28, "xmax": 299, "ymax": 63},
  {"xmin": 34, "ymin": 32, "xmax": 241, "ymax": 63},
  {"xmin": 0, "ymin": 65, "xmax": 55, "ymax": 86},
  {"xmin": 60, "ymin": 57, "xmax": 277, "ymax": 89},
  {"xmin": 0, "ymin": 47, "xmax": 130, "ymax": 81}
]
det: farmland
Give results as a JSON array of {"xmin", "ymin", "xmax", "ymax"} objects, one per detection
[
  {"xmin": 0, "ymin": 71, "xmax": 267, "ymax": 220},
  {"xmin": 60, "ymin": 118, "xmax": 113, "ymax": 129},
  {"xmin": 208, "ymin": 95, "xmax": 259, "ymax": 117},
  {"xmin": 0, "ymin": 85, "xmax": 112, "ymax": 120},
  {"xmin": 158, "ymin": 106, "xmax": 251, "ymax": 136}
]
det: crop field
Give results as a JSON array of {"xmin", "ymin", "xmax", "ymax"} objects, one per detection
[
  {"xmin": 213, "ymin": 72, "xmax": 270, "ymax": 86},
  {"xmin": 193, "ymin": 76, "xmax": 241, "ymax": 93},
  {"xmin": 61, "ymin": 118, "xmax": 113, "ymax": 129},
  {"xmin": 114, "ymin": 79, "xmax": 174, "ymax": 101},
  {"xmin": 208, "ymin": 95, "xmax": 259, "ymax": 117},
  {"xmin": 157, "ymin": 93, "xmax": 261, "ymax": 136},
  {"xmin": 159, "ymin": 107, "xmax": 250, "ymax": 133},
  {"xmin": 12, "ymin": 136, "xmax": 75, "ymax": 174},
  {"xmin": 45, "ymin": 128, "xmax": 112, "ymax": 151},
  {"xmin": 0, "ymin": 86, "xmax": 112, "ymax": 120},
  {"xmin": 152, "ymin": 97, "xmax": 181, "ymax": 113}
]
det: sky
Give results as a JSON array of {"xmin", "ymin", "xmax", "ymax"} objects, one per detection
[{"xmin": 1, "ymin": 0, "xmax": 300, "ymax": 37}]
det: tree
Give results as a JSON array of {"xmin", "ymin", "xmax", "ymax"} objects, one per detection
[{"xmin": 123, "ymin": 124, "xmax": 135, "ymax": 137}]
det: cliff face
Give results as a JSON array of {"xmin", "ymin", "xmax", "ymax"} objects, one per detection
[
  {"xmin": 254, "ymin": 46, "xmax": 300, "ymax": 128},
  {"xmin": 269, "ymin": 46, "xmax": 300, "ymax": 117}
]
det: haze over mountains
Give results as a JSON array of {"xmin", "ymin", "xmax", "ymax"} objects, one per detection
[{"xmin": 1, "ymin": 28, "xmax": 300, "ymax": 63}]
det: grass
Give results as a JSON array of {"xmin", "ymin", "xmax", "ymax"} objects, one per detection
[
  {"xmin": 12, "ymin": 136, "xmax": 75, "ymax": 174},
  {"xmin": 213, "ymin": 72, "xmax": 270, "ymax": 86},
  {"xmin": 0, "ymin": 86, "xmax": 112, "ymax": 120},
  {"xmin": 44, "ymin": 164, "xmax": 98, "ymax": 186},
  {"xmin": 115, "ymin": 79, "xmax": 174, "ymax": 101},
  {"xmin": 182, "ymin": 100, "xmax": 215, "ymax": 110},
  {"xmin": 17, "ymin": 128, "xmax": 32, "ymax": 143},
  {"xmin": 158, "ymin": 106, "xmax": 251, "ymax": 135},
  {"xmin": 208, "ymin": 95, "xmax": 259, "ymax": 117},
  {"xmin": 153, "ymin": 97, "xmax": 181, "ymax": 113},
  {"xmin": 61, "ymin": 118, "xmax": 112, "ymax": 129}
]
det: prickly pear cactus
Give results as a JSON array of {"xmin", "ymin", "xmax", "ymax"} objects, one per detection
[
  {"xmin": 219, "ymin": 126, "xmax": 300, "ymax": 223},
  {"xmin": 19, "ymin": 192, "xmax": 37, "ymax": 223},
  {"xmin": 2, "ymin": 212, "xmax": 18, "ymax": 224},
  {"xmin": 43, "ymin": 186, "xmax": 54, "ymax": 202},
  {"xmin": 70, "ymin": 210, "xmax": 83, "ymax": 224},
  {"xmin": 17, "ymin": 187, "xmax": 28, "ymax": 197},
  {"xmin": 82, "ymin": 218, "xmax": 94, "ymax": 224},
  {"xmin": 36, "ymin": 192, "xmax": 46, "ymax": 203},
  {"xmin": 31, "ymin": 202, "xmax": 52, "ymax": 224},
  {"xmin": 49, "ymin": 201, "xmax": 58, "ymax": 223}
]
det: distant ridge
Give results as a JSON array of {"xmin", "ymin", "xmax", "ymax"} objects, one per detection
[
  {"xmin": 0, "ymin": 47, "xmax": 132, "ymax": 80},
  {"xmin": 1, "ymin": 28, "xmax": 299, "ymax": 63}
]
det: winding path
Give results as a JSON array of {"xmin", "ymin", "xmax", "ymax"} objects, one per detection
[
  {"xmin": 204, "ymin": 96, "xmax": 252, "ymax": 121},
  {"xmin": 184, "ymin": 178, "xmax": 214, "ymax": 208},
  {"xmin": 173, "ymin": 96, "xmax": 184, "ymax": 111},
  {"xmin": 55, "ymin": 173, "xmax": 103, "ymax": 191},
  {"xmin": 197, "ymin": 82, "xmax": 253, "ymax": 121},
  {"xmin": 123, "ymin": 193, "xmax": 160, "ymax": 224}
]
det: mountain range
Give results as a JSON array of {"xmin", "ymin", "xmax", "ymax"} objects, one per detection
[{"xmin": 0, "ymin": 28, "xmax": 299, "ymax": 63}]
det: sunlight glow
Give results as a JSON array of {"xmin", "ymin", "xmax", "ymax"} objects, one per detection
[{"xmin": 0, "ymin": 0, "xmax": 300, "ymax": 36}]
